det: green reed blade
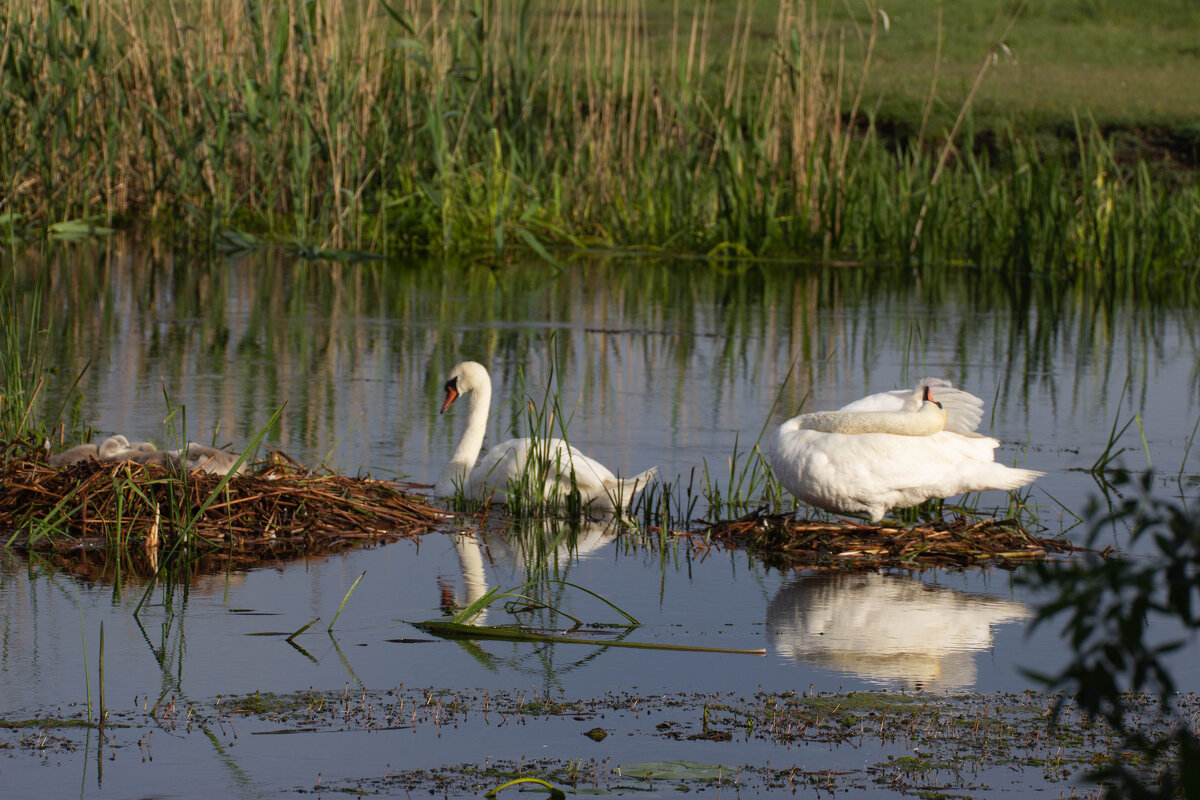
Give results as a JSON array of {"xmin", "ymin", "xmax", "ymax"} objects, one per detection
[
  {"xmin": 416, "ymin": 619, "xmax": 764, "ymax": 656},
  {"xmin": 327, "ymin": 571, "xmax": 366, "ymax": 632},
  {"xmin": 286, "ymin": 618, "xmax": 321, "ymax": 643}
]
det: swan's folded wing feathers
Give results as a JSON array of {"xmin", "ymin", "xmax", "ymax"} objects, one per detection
[
  {"xmin": 918, "ymin": 379, "xmax": 985, "ymax": 434},
  {"xmin": 836, "ymin": 379, "xmax": 984, "ymax": 435}
]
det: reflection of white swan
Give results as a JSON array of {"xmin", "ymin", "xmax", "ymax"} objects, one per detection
[
  {"xmin": 449, "ymin": 520, "xmax": 618, "ymax": 624},
  {"xmin": 434, "ymin": 361, "xmax": 657, "ymax": 512},
  {"xmin": 765, "ymin": 379, "xmax": 1043, "ymax": 521},
  {"xmin": 766, "ymin": 572, "xmax": 1030, "ymax": 691}
]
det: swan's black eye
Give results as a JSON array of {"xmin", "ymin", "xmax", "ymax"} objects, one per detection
[{"xmin": 444, "ymin": 377, "xmax": 458, "ymax": 392}]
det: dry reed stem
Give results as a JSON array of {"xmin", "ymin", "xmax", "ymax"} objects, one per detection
[
  {"xmin": 703, "ymin": 513, "xmax": 1081, "ymax": 569},
  {"xmin": 0, "ymin": 441, "xmax": 442, "ymax": 558}
]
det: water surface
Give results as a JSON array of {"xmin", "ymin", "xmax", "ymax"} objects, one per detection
[{"xmin": 2, "ymin": 239, "xmax": 1197, "ymax": 796}]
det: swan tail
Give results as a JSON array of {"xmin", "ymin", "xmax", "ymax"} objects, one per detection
[
  {"xmin": 622, "ymin": 466, "xmax": 660, "ymax": 491},
  {"xmin": 594, "ymin": 467, "xmax": 659, "ymax": 510},
  {"xmin": 983, "ymin": 466, "xmax": 1045, "ymax": 491}
]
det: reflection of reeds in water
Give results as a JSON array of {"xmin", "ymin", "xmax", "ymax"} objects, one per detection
[
  {"xmin": 766, "ymin": 572, "xmax": 1031, "ymax": 691},
  {"xmin": 447, "ymin": 518, "xmax": 618, "ymax": 626},
  {"xmin": 7, "ymin": 243, "xmax": 1199, "ymax": 508}
]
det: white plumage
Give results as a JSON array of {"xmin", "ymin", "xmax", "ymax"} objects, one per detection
[
  {"xmin": 764, "ymin": 378, "xmax": 1042, "ymax": 522},
  {"xmin": 434, "ymin": 361, "xmax": 657, "ymax": 512}
]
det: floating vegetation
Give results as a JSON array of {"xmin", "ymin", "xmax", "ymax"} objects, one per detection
[
  {"xmin": 9, "ymin": 684, "xmax": 1183, "ymax": 798},
  {"xmin": 0, "ymin": 439, "xmax": 443, "ymax": 574},
  {"xmin": 418, "ymin": 578, "xmax": 766, "ymax": 656},
  {"xmin": 699, "ymin": 512, "xmax": 1083, "ymax": 569}
]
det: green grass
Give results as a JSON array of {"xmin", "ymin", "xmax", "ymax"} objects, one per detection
[
  {"xmin": 823, "ymin": 0, "xmax": 1200, "ymax": 138},
  {"xmin": 1, "ymin": 0, "xmax": 1197, "ymax": 273}
]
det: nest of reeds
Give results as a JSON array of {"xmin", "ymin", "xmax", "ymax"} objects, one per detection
[
  {"xmin": 700, "ymin": 512, "xmax": 1082, "ymax": 569},
  {"xmin": 0, "ymin": 440, "xmax": 444, "ymax": 571}
]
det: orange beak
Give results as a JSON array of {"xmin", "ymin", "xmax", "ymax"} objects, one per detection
[{"xmin": 440, "ymin": 385, "xmax": 459, "ymax": 414}]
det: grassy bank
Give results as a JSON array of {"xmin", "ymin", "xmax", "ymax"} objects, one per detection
[{"xmin": 1, "ymin": 0, "xmax": 1198, "ymax": 275}]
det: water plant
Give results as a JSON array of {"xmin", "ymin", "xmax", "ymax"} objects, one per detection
[
  {"xmin": 1, "ymin": 0, "xmax": 1195, "ymax": 277},
  {"xmin": 420, "ymin": 577, "xmax": 764, "ymax": 655},
  {"xmin": 1024, "ymin": 470, "xmax": 1200, "ymax": 798}
]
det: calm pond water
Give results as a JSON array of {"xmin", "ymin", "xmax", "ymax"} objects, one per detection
[{"xmin": 1, "ymin": 238, "xmax": 1198, "ymax": 797}]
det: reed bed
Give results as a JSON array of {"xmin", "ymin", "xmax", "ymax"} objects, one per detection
[
  {"xmin": 2, "ymin": 0, "xmax": 1194, "ymax": 276},
  {"xmin": 0, "ymin": 439, "xmax": 443, "ymax": 571},
  {"xmin": 699, "ymin": 512, "xmax": 1082, "ymax": 569}
]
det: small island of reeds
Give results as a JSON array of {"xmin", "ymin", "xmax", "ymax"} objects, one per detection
[
  {"xmin": 0, "ymin": 438, "xmax": 445, "ymax": 576},
  {"xmin": 699, "ymin": 512, "xmax": 1082, "ymax": 570}
]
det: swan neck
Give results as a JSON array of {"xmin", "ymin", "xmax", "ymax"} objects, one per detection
[
  {"xmin": 797, "ymin": 405, "xmax": 946, "ymax": 436},
  {"xmin": 436, "ymin": 376, "xmax": 492, "ymax": 495}
]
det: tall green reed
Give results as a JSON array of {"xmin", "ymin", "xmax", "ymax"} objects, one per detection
[{"xmin": 2, "ymin": 0, "xmax": 1196, "ymax": 276}]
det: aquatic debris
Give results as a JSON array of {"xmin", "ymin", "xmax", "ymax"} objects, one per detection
[
  {"xmin": 418, "ymin": 579, "xmax": 766, "ymax": 656},
  {"xmin": 698, "ymin": 512, "xmax": 1082, "ymax": 569},
  {"xmin": 0, "ymin": 439, "xmax": 443, "ymax": 571}
]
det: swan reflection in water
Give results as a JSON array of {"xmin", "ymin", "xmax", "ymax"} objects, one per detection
[
  {"xmin": 766, "ymin": 572, "xmax": 1030, "ymax": 691},
  {"xmin": 445, "ymin": 518, "xmax": 618, "ymax": 626}
]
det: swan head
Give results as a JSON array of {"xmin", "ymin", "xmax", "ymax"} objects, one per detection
[
  {"xmin": 440, "ymin": 361, "xmax": 490, "ymax": 414},
  {"xmin": 98, "ymin": 435, "xmax": 131, "ymax": 459},
  {"xmin": 919, "ymin": 386, "xmax": 949, "ymax": 430}
]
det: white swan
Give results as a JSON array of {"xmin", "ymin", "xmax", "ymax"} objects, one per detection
[
  {"xmin": 764, "ymin": 378, "xmax": 1043, "ymax": 522},
  {"xmin": 434, "ymin": 361, "xmax": 658, "ymax": 512}
]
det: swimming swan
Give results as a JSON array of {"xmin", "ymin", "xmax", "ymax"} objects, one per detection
[
  {"xmin": 765, "ymin": 379, "xmax": 1042, "ymax": 522},
  {"xmin": 434, "ymin": 361, "xmax": 658, "ymax": 512}
]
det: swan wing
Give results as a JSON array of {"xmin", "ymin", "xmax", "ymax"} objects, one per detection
[
  {"xmin": 469, "ymin": 438, "xmax": 618, "ymax": 495},
  {"xmin": 767, "ymin": 420, "xmax": 1040, "ymax": 520},
  {"xmin": 838, "ymin": 378, "xmax": 984, "ymax": 434}
]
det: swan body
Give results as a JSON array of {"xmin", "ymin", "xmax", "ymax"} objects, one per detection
[
  {"xmin": 48, "ymin": 436, "xmax": 244, "ymax": 475},
  {"xmin": 435, "ymin": 361, "xmax": 657, "ymax": 512},
  {"xmin": 47, "ymin": 443, "xmax": 99, "ymax": 467},
  {"xmin": 130, "ymin": 443, "xmax": 245, "ymax": 476},
  {"xmin": 765, "ymin": 379, "xmax": 1042, "ymax": 522},
  {"xmin": 795, "ymin": 397, "xmax": 947, "ymax": 436}
]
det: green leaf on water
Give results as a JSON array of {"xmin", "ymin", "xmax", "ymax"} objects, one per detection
[
  {"xmin": 414, "ymin": 619, "xmax": 764, "ymax": 656},
  {"xmin": 485, "ymin": 777, "xmax": 565, "ymax": 799}
]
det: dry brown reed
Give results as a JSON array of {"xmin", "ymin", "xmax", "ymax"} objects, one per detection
[
  {"xmin": 700, "ymin": 512, "xmax": 1083, "ymax": 569},
  {"xmin": 0, "ymin": 439, "xmax": 444, "ymax": 563},
  {"xmin": 1, "ymin": 0, "xmax": 839, "ymax": 250}
]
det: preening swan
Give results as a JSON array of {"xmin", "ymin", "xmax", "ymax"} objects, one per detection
[
  {"xmin": 435, "ymin": 361, "xmax": 658, "ymax": 512},
  {"xmin": 765, "ymin": 379, "xmax": 1042, "ymax": 522}
]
